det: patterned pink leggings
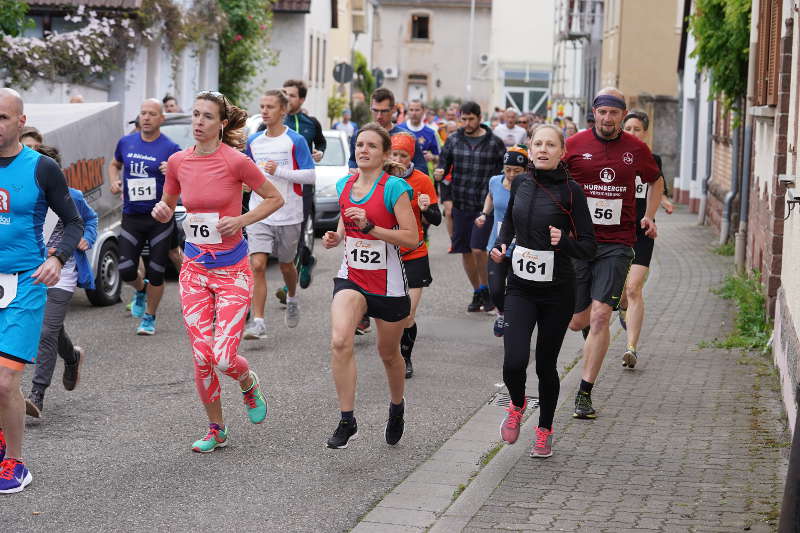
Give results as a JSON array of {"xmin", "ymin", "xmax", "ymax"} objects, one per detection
[{"xmin": 178, "ymin": 257, "xmax": 253, "ymax": 404}]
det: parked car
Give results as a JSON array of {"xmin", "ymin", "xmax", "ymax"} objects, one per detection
[
  {"xmin": 26, "ymin": 103, "xmax": 124, "ymax": 306},
  {"xmin": 313, "ymin": 129, "xmax": 350, "ymax": 232},
  {"xmin": 159, "ymin": 112, "xmax": 193, "ymax": 247}
]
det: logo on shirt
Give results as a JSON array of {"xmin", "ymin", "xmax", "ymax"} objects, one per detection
[
  {"xmin": 0, "ymin": 188, "xmax": 9, "ymax": 213},
  {"xmin": 129, "ymin": 161, "xmax": 149, "ymax": 178},
  {"xmin": 622, "ymin": 152, "xmax": 634, "ymax": 165},
  {"xmin": 599, "ymin": 168, "xmax": 616, "ymax": 183},
  {"xmin": 582, "ymin": 153, "xmax": 593, "ymax": 160}
]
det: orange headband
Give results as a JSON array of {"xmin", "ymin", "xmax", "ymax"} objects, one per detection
[{"xmin": 391, "ymin": 134, "xmax": 416, "ymax": 157}]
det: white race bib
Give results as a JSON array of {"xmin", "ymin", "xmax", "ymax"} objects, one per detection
[
  {"xmin": 345, "ymin": 237, "xmax": 387, "ymax": 271},
  {"xmin": 512, "ymin": 246, "xmax": 554, "ymax": 282},
  {"xmin": 127, "ymin": 178, "xmax": 157, "ymax": 202},
  {"xmin": 0, "ymin": 273, "xmax": 18, "ymax": 309},
  {"xmin": 635, "ymin": 176, "xmax": 647, "ymax": 199},
  {"xmin": 183, "ymin": 213, "xmax": 222, "ymax": 245},
  {"xmin": 587, "ymin": 197, "xmax": 623, "ymax": 226}
]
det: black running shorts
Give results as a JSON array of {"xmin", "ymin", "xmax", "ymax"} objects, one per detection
[
  {"xmin": 632, "ymin": 227, "xmax": 654, "ymax": 268},
  {"xmin": 573, "ymin": 243, "xmax": 634, "ymax": 313},
  {"xmin": 402, "ymin": 255, "xmax": 432, "ymax": 289},
  {"xmin": 333, "ymin": 278, "xmax": 410, "ymax": 322}
]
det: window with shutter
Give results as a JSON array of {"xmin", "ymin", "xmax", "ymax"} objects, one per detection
[
  {"xmin": 754, "ymin": 0, "xmax": 770, "ymax": 105},
  {"xmin": 765, "ymin": 1, "xmax": 783, "ymax": 106}
]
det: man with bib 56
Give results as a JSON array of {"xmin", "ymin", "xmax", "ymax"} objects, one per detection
[{"xmin": 565, "ymin": 88, "xmax": 662, "ymax": 419}]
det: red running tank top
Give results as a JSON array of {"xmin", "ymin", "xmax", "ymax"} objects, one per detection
[{"xmin": 336, "ymin": 173, "xmax": 408, "ymax": 297}]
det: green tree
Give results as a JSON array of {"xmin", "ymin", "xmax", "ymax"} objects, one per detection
[
  {"xmin": 689, "ymin": 0, "xmax": 750, "ymax": 115},
  {"xmin": 328, "ymin": 92, "xmax": 347, "ymax": 127},
  {"xmin": 353, "ymin": 51, "xmax": 375, "ymax": 101},
  {"xmin": 0, "ymin": 0, "xmax": 34, "ymax": 37}
]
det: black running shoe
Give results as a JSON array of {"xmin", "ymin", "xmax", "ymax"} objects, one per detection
[
  {"xmin": 467, "ymin": 292, "xmax": 482, "ymax": 312},
  {"xmin": 573, "ymin": 391, "xmax": 597, "ymax": 419},
  {"xmin": 299, "ymin": 256, "xmax": 316, "ymax": 289},
  {"xmin": 62, "ymin": 346, "xmax": 84, "ymax": 391},
  {"xmin": 480, "ymin": 288, "xmax": 495, "ymax": 313},
  {"xmin": 25, "ymin": 389, "xmax": 44, "ymax": 418},
  {"xmin": 385, "ymin": 411, "xmax": 405, "ymax": 445},
  {"xmin": 326, "ymin": 419, "xmax": 358, "ymax": 449},
  {"xmin": 355, "ymin": 314, "xmax": 371, "ymax": 335},
  {"xmin": 404, "ymin": 356, "xmax": 413, "ymax": 379}
]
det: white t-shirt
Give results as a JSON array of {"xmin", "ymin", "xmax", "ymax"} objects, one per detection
[
  {"xmin": 493, "ymin": 124, "xmax": 528, "ymax": 147},
  {"xmin": 245, "ymin": 126, "xmax": 316, "ymax": 226}
]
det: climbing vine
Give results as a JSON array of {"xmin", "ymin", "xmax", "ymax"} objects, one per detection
[
  {"xmin": 218, "ymin": 0, "xmax": 276, "ymax": 105},
  {"xmin": 688, "ymin": 0, "xmax": 751, "ymax": 115},
  {"xmin": 0, "ymin": 0, "xmax": 276, "ymax": 102}
]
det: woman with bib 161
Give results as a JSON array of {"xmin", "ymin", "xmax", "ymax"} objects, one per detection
[
  {"xmin": 151, "ymin": 91, "xmax": 283, "ymax": 453},
  {"xmin": 322, "ymin": 123, "xmax": 419, "ymax": 449}
]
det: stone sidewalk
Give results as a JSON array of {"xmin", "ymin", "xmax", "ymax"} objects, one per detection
[{"xmin": 354, "ymin": 208, "xmax": 791, "ymax": 532}]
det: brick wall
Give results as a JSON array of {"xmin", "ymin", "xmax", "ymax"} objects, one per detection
[
  {"xmin": 705, "ymin": 140, "xmax": 732, "ymax": 235},
  {"xmin": 745, "ymin": 20, "xmax": 793, "ymax": 317}
]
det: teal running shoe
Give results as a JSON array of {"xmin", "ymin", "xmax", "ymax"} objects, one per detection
[
  {"xmin": 137, "ymin": 313, "xmax": 156, "ymax": 336},
  {"xmin": 192, "ymin": 424, "xmax": 228, "ymax": 453},
  {"xmin": 275, "ymin": 285, "xmax": 287, "ymax": 305},
  {"xmin": 130, "ymin": 287, "xmax": 147, "ymax": 318},
  {"xmin": 241, "ymin": 372, "xmax": 267, "ymax": 424}
]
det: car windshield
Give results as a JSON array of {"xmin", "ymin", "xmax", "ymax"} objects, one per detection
[
  {"xmin": 160, "ymin": 123, "xmax": 194, "ymax": 150},
  {"xmin": 319, "ymin": 135, "xmax": 346, "ymax": 166}
]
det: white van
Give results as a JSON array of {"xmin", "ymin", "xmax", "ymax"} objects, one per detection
[{"xmin": 25, "ymin": 103, "xmax": 124, "ymax": 306}]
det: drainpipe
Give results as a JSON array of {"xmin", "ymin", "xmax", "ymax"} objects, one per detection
[
  {"xmin": 690, "ymin": 70, "xmax": 701, "ymax": 201},
  {"xmin": 719, "ymin": 99, "xmax": 742, "ymax": 246},
  {"xmin": 698, "ymin": 88, "xmax": 715, "ymax": 225},
  {"xmin": 734, "ymin": 0, "xmax": 759, "ymax": 273}
]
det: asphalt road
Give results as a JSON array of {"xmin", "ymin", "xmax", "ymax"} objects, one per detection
[{"xmin": 3, "ymin": 225, "xmax": 513, "ymax": 532}]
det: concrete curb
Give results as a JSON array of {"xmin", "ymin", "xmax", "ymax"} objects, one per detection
[
  {"xmin": 351, "ymin": 320, "xmax": 625, "ymax": 533},
  {"xmin": 428, "ymin": 353, "xmax": 585, "ymax": 533}
]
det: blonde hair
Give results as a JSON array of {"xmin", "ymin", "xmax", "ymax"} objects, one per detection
[{"xmin": 531, "ymin": 124, "xmax": 566, "ymax": 148}]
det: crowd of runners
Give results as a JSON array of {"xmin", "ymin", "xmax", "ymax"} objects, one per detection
[{"xmin": 0, "ymin": 80, "xmax": 672, "ymax": 492}]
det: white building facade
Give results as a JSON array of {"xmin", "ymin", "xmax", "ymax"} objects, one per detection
[{"xmin": 488, "ymin": 0, "xmax": 554, "ymax": 115}]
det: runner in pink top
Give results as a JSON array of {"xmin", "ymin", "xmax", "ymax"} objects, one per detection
[{"xmin": 152, "ymin": 91, "xmax": 283, "ymax": 453}]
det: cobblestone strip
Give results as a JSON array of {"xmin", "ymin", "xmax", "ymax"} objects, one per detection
[{"xmin": 460, "ymin": 210, "xmax": 790, "ymax": 532}]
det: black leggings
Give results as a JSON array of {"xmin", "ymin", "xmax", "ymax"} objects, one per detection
[
  {"xmin": 502, "ymin": 279, "xmax": 575, "ymax": 430},
  {"xmin": 119, "ymin": 214, "xmax": 174, "ymax": 286},
  {"xmin": 488, "ymin": 259, "xmax": 508, "ymax": 313}
]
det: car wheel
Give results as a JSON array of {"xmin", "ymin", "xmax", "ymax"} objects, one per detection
[
  {"xmin": 85, "ymin": 239, "xmax": 122, "ymax": 306},
  {"xmin": 303, "ymin": 209, "xmax": 315, "ymax": 257}
]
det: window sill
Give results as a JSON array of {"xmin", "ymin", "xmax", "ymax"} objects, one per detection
[{"xmin": 750, "ymin": 105, "xmax": 776, "ymax": 118}]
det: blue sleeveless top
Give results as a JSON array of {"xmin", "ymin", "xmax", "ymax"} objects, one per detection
[{"xmin": 0, "ymin": 146, "xmax": 47, "ymax": 273}]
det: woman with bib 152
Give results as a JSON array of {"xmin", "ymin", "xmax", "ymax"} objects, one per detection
[
  {"xmin": 322, "ymin": 123, "xmax": 419, "ymax": 449},
  {"xmin": 151, "ymin": 91, "xmax": 284, "ymax": 453}
]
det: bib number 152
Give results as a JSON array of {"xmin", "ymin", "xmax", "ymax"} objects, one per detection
[{"xmin": 345, "ymin": 237, "xmax": 387, "ymax": 270}]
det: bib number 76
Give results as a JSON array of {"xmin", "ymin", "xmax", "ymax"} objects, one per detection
[{"xmin": 189, "ymin": 224, "xmax": 211, "ymax": 239}]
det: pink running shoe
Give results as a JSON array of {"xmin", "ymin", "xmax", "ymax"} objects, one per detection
[
  {"xmin": 530, "ymin": 426, "xmax": 554, "ymax": 458},
  {"xmin": 500, "ymin": 399, "xmax": 527, "ymax": 444}
]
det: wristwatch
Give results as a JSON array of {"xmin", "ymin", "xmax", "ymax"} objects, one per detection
[
  {"xmin": 362, "ymin": 220, "xmax": 375, "ymax": 234},
  {"xmin": 53, "ymin": 249, "xmax": 70, "ymax": 266}
]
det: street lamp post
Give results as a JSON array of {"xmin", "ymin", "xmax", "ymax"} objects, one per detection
[{"xmin": 465, "ymin": 0, "xmax": 475, "ymax": 96}]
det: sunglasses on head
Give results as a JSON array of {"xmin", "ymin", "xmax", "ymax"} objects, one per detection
[{"xmin": 196, "ymin": 91, "xmax": 229, "ymax": 117}]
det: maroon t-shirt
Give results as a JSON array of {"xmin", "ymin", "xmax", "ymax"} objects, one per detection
[{"xmin": 565, "ymin": 129, "xmax": 661, "ymax": 247}]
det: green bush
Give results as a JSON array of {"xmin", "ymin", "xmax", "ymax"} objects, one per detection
[{"xmin": 711, "ymin": 271, "xmax": 772, "ymax": 351}]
